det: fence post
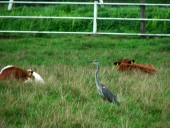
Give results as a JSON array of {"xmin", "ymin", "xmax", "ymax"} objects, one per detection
[
  {"xmin": 8, "ymin": 0, "xmax": 14, "ymax": 11},
  {"xmin": 93, "ymin": 1, "xmax": 98, "ymax": 35},
  {"xmin": 140, "ymin": 0, "xmax": 146, "ymax": 37},
  {"xmin": 99, "ymin": 0, "xmax": 104, "ymax": 7}
]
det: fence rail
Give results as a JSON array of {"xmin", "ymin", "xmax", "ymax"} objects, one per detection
[
  {"xmin": 1, "ymin": 1, "xmax": 170, "ymax": 6},
  {"xmin": 1, "ymin": 16, "xmax": 170, "ymax": 22},
  {"xmin": 0, "ymin": 1, "xmax": 170, "ymax": 36}
]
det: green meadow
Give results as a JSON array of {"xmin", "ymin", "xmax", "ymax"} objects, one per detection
[
  {"xmin": 0, "ymin": 2, "xmax": 170, "ymax": 128},
  {"xmin": 0, "ymin": 35, "xmax": 170, "ymax": 127}
]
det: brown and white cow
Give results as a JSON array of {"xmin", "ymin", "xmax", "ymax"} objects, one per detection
[
  {"xmin": 114, "ymin": 58, "xmax": 156, "ymax": 73},
  {"xmin": 0, "ymin": 65, "xmax": 45, "ymax": 83}
]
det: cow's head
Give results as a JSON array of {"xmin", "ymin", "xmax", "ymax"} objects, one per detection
[
  {"xmin": 114, "ymin": 58, "xmax": 135, "ymax": 67},
  {"xmin": 25, "ymin": 69, "xmax": 45, "ymax": 83}
]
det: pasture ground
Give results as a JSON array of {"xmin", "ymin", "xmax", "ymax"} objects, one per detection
[{"xmin": 0, "ymin": 35, "xmax": 170, "ymax": 128}]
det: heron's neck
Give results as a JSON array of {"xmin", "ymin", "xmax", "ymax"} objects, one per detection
[{"xmin": 95, "ymin": 63, "xmax": 100, "ymax": 86}]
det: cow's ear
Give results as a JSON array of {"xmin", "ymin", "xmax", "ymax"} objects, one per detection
[
  {"xmin": 131, "ymin": 60, "xmax": 135, "ymax": 64},
  {"xmin": 28, "ymin": 71, "xmax": 33, "ymax": 77},
  {"xmin": 114, "ymin": 62, "xmax": 118, "ymax": 65},
  {"xmin": 114, "ymin": 62, "xmax": 120, "ymax": 67}
]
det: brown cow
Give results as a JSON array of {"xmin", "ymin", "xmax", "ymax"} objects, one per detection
[
  {"xmin": 0, "ymin": 65, "xmax": 34, "ymax": 82},
  {"xmin": 114, "ymin": 58, "xmax": 156, "ymax": 73}
]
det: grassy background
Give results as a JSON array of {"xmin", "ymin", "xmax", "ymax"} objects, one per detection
[{"xmin": 0, "ymin": 35, "xmax": 170, "ymax": 127}]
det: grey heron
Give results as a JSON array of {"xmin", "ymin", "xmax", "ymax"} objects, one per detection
[{"xmin": 91, "ymin": 60, "xmax": 120, "ymax": 105}]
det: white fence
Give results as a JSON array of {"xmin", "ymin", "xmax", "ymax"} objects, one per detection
[{"xmin": 0, "ymin": 1, "xmax": 170, "ymax": 36}]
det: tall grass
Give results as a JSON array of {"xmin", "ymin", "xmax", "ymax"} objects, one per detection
[{"xmin": 0, "ymin": 35, "xmax": 170, "ymax": 127}]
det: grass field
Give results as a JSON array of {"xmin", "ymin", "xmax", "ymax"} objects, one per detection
[{"xmin": 0, "ymin": 35, "xmax": 170, "ymax": 128}]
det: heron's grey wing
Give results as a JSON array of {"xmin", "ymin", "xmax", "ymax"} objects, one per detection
[{"xmin": 101, "ymin": 84, "xmax": 119, "ymax": 104}]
